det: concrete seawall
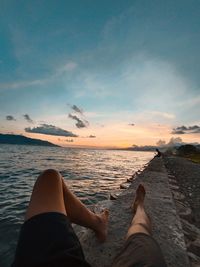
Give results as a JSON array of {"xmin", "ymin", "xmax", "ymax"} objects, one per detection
[{"xmin": 74, "ymin": 157, "xmax": 190, "ymax": 267}]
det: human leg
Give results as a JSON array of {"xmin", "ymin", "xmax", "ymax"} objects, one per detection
[
  {"xmin": 112, "ymin": 184, "xmax": 167, "ymax": 267},
  {"xmin": 126, "ymin": 184, "xmax": 151, "ymax": 239},
  {"xmin": 13, "ymin": 169, "xmax": 109, "ymax": 266},
  {"xmin": 61, "ymin": 177, "xmax": 109, "ymax": 242},
  {"xmin": 25, "ymin": 169, "xmax": 66, "ymax": 220},
  {"xmin": 14, "ymin": 169, "xmax": 88, "ymax": 267},
  {"xmin": 25, "ymin": 169, "xmax": 109, "ymax": 241}
]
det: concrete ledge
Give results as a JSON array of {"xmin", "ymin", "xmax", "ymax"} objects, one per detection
[{"xmin": 74, "ymin": 157, "xmax": 190, "ymax": 267}]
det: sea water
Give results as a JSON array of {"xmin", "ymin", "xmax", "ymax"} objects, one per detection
[{"xmin": 0, "ymin": 144, "xmax": 154, "ymax": 266}]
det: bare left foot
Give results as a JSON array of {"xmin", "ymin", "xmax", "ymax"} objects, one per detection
[{"xmin": 94, "ymin": 209, "xmax": 109, "ymax": 242}]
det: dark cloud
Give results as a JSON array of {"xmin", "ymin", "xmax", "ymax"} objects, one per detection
[
  {"xmin": 6, "ymin": 115, "xmax": 16, "ymax": 121},
  {"xmin": 68, "ymin": 113, "xmax": 89, "ymax": 128},
  {"xmin": 68, "ymin": 104, "xmax": 90, "ymax": 128},
  {"xmin": 23, "ymin": 114, "xmax": 33, "ymax": 123},
  {"xmin": 188, "ymin": 125, "xmax": 200, "ymax": 132},
  {"xmin": 88, "ymin": 135, "xmax": 96, "ymax": 138},
  {"xmin": 172, "ymin": 125, "xmax": 200, "ymax": 134},
  {"xmin": 71, "ymin": 105, "xmax": 83, "ymax": 114},
  {"xmin": 25, "ymin": 124, "xmax": 78, "ymax": 137},
  {"xmin": 176, "ymin": 126, "xmax": 187, "ymax": 131},
  {"xmin": 172, "ymin": 130, "xmax": 185, "ymax": 134},
  {"xmin": 128, "ymin": 123, "xmax": 135, "ymax": 126}
]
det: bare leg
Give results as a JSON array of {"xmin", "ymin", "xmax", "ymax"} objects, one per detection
[
  {"xmin": 126, "ymin": 184, "xmax": 151, "ymax": 239},
  {"xmin": 62, "ymin": 177, "xmax": 109, "ymax": 242},
  {"xmin": 25, "ymin": 169, "xmax": 109, "ymax": 242},
  {"xmin": 25, "ymin": 169, "xmax": 66, "ymax": 219},
  {"xmin": 112, "ymin": 184, "xmax": 167, "ymax": 267}
]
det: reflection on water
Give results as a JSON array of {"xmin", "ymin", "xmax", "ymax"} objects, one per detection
[{"xmin": 0, "ymin": 144, "xmax": 154, "ymax": 266}]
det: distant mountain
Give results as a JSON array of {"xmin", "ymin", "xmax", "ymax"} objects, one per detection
[
  {"xmin": 111, "ymin": 145, "xmax": 157, "ymax": 152},
  {"xmin": 116, "ymin": 145, "xmax": 157, "ymax": 151},
  {"xmin": 126, "ymin": 145, "xmax": 157, "ymax": 151},
  {"xmin": 0, "ymin": 134, "xmax": 59, "ymax": 147}
]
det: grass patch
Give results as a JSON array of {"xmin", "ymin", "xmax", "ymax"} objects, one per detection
[{"xmin": 185, "ymin": 153, "xmax": 200, "ymax": 164}]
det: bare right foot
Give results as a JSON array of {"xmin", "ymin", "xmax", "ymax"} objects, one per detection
[{"xmin": 132, "ymin": 184, "xmax": 146, "ymax": 213}]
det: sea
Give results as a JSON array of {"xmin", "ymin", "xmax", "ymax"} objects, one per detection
[{"xmin": 0, "ymin": 144, "xmax": 154, "ymax": 266}]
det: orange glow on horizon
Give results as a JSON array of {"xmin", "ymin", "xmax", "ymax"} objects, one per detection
[
  {"xmin": 1, "ymin": 122, "xmax": 199, "ymax": 148},
  {"xmin": 9, "ymin": 123, "xmax": 197, "ymax": 148}
]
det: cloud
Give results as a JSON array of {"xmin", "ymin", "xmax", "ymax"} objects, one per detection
[
  {"xmin": 171, "ymin": 130, "xmax": 185, "ymax": 134},
  {"xmin": 0, "ymin": 61, "xmax": 78, "ymax": 91},
  {"xmin": 79, "ymin": 73, "xmax": 112, "ymax": 98},
  {"xmin": 6, "ymin": 115, "xmax": 16, "ymax": 121},
  {"xmin": 177, "ymin": 96, "xmax": 200, "ymax": 108},
  {"xmin": 156, "ymin": 137, "xmax": 183, "ymax": 147},
  {"xmin": 58, "ymin": 138, "xmax": 74, "ymax": 142},
  {"xmin": 149, "ymin": 111, "xmax": 175, "ymax": 120},
  {"xmin": 71, "ymin": 104, "xmax": 83, "ymax": 114},
  {"xmin": 0, "ymin": 79, "xmax": 47, "ymax": 90},
  {"xmin": 88, "ymin": 135, "xmax": 96, "ymax": 138},
  {"xmin": 167, "ymin": 137, "xmax": 183, "ymax": 146},
  {"xmin": 68, "ymin": 113, "xmax": 89, "ymax": 128},
  {"xmin": 172, "ymin": 125, "xmax": 200, "ymax": 134},
  {"xmin": 156, "ymin": 140, "xmax": 166, "ymax": 146},
  {"xmin": 25, "ymin": 124, "xmax": 78, "ymax": 137},
  {"xmin": 65, "ymin": 139, "xmax": 74, "ymax": 142},
  {"xmin": 23, "ymin": 114, "xmax": 33, "ymax": 123},
  {"xmin": 57, "ymin": 62, "xmax": 77, "ymax": 74}
]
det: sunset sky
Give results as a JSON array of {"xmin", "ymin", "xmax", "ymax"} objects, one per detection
[{"xmin": 0, "ymin": 0, "xmax": 200, "ymax": 147}]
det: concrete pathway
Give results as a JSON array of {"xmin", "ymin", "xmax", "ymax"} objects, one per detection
[{"xmin": 74, "ymin": 157, "xmax": 190, "ymax": 267}]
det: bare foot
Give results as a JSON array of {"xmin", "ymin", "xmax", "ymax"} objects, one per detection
[
  {"xmin": 132, "ymin": 184, "xmax": 146, "ymax": 213},
  {"xmin": 94, "ymin": 209, "xmax": 109, "ymax": 242}
]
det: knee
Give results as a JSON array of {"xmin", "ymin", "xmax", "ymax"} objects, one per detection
[
  {"xmin": 38, "ymin": 169, "xmax": 61, "ymax": 184},
  {"xmin": 42, "ymin": 168, "xmax": 60, "ymax": 177}
]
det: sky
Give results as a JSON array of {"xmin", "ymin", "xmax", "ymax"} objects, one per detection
[{"xmin": 0, "ymin": 0, "xmax": 200, "ymax": 148}]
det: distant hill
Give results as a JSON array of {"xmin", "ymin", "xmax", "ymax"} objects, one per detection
[
  {"xmin": 0, "ymin": 134, "xmax": 59, "ymax": 147},
  {"xmin": 176, "ymin": 144, "xmax": 198, "ymax": 156},
  {"xmin": 116, "ymin": 145, "xmax": 157, "ymax": 152},
  {"xmin": 126, "ymin": 145, "xmax": 157, "ymax": 151}
]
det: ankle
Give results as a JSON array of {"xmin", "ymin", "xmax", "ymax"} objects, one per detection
[
  {"xmin": 137, "ymin": 203, "xmax": 144, "ymax": 211},
  {"xmin": 94, "ymin": 214, "xmax": 103, "ymax": 231}
]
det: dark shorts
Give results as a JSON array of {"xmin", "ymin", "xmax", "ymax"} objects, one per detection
[
  {"xmin": 112, "ymin": 233, "xmax": 167, "ymax": 267},
  {"xmin": 12, "ymin": 212, "xmax": 91, "ymax": 267},
  {"xmin": 12, "ymin": 212, "xmax": 167, "ymax": 267}
]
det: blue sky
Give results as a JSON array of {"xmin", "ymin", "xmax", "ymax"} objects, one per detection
[{"xmin": 0, "ymin": 0, "xmax": 200, "ymax": 147}]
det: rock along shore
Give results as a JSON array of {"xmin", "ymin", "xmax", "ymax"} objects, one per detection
[
  {"xmin": 164, "ymin": 155, "xmax": 200, "ymax": 266},
  {"xmin": 74, "ymin": 157, "xmax": 190, "ymax": 267}
]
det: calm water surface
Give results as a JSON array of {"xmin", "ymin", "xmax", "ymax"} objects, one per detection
[{"xmin": 0, "ymin": 144, "xmax": 154, "ymax": 266}]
